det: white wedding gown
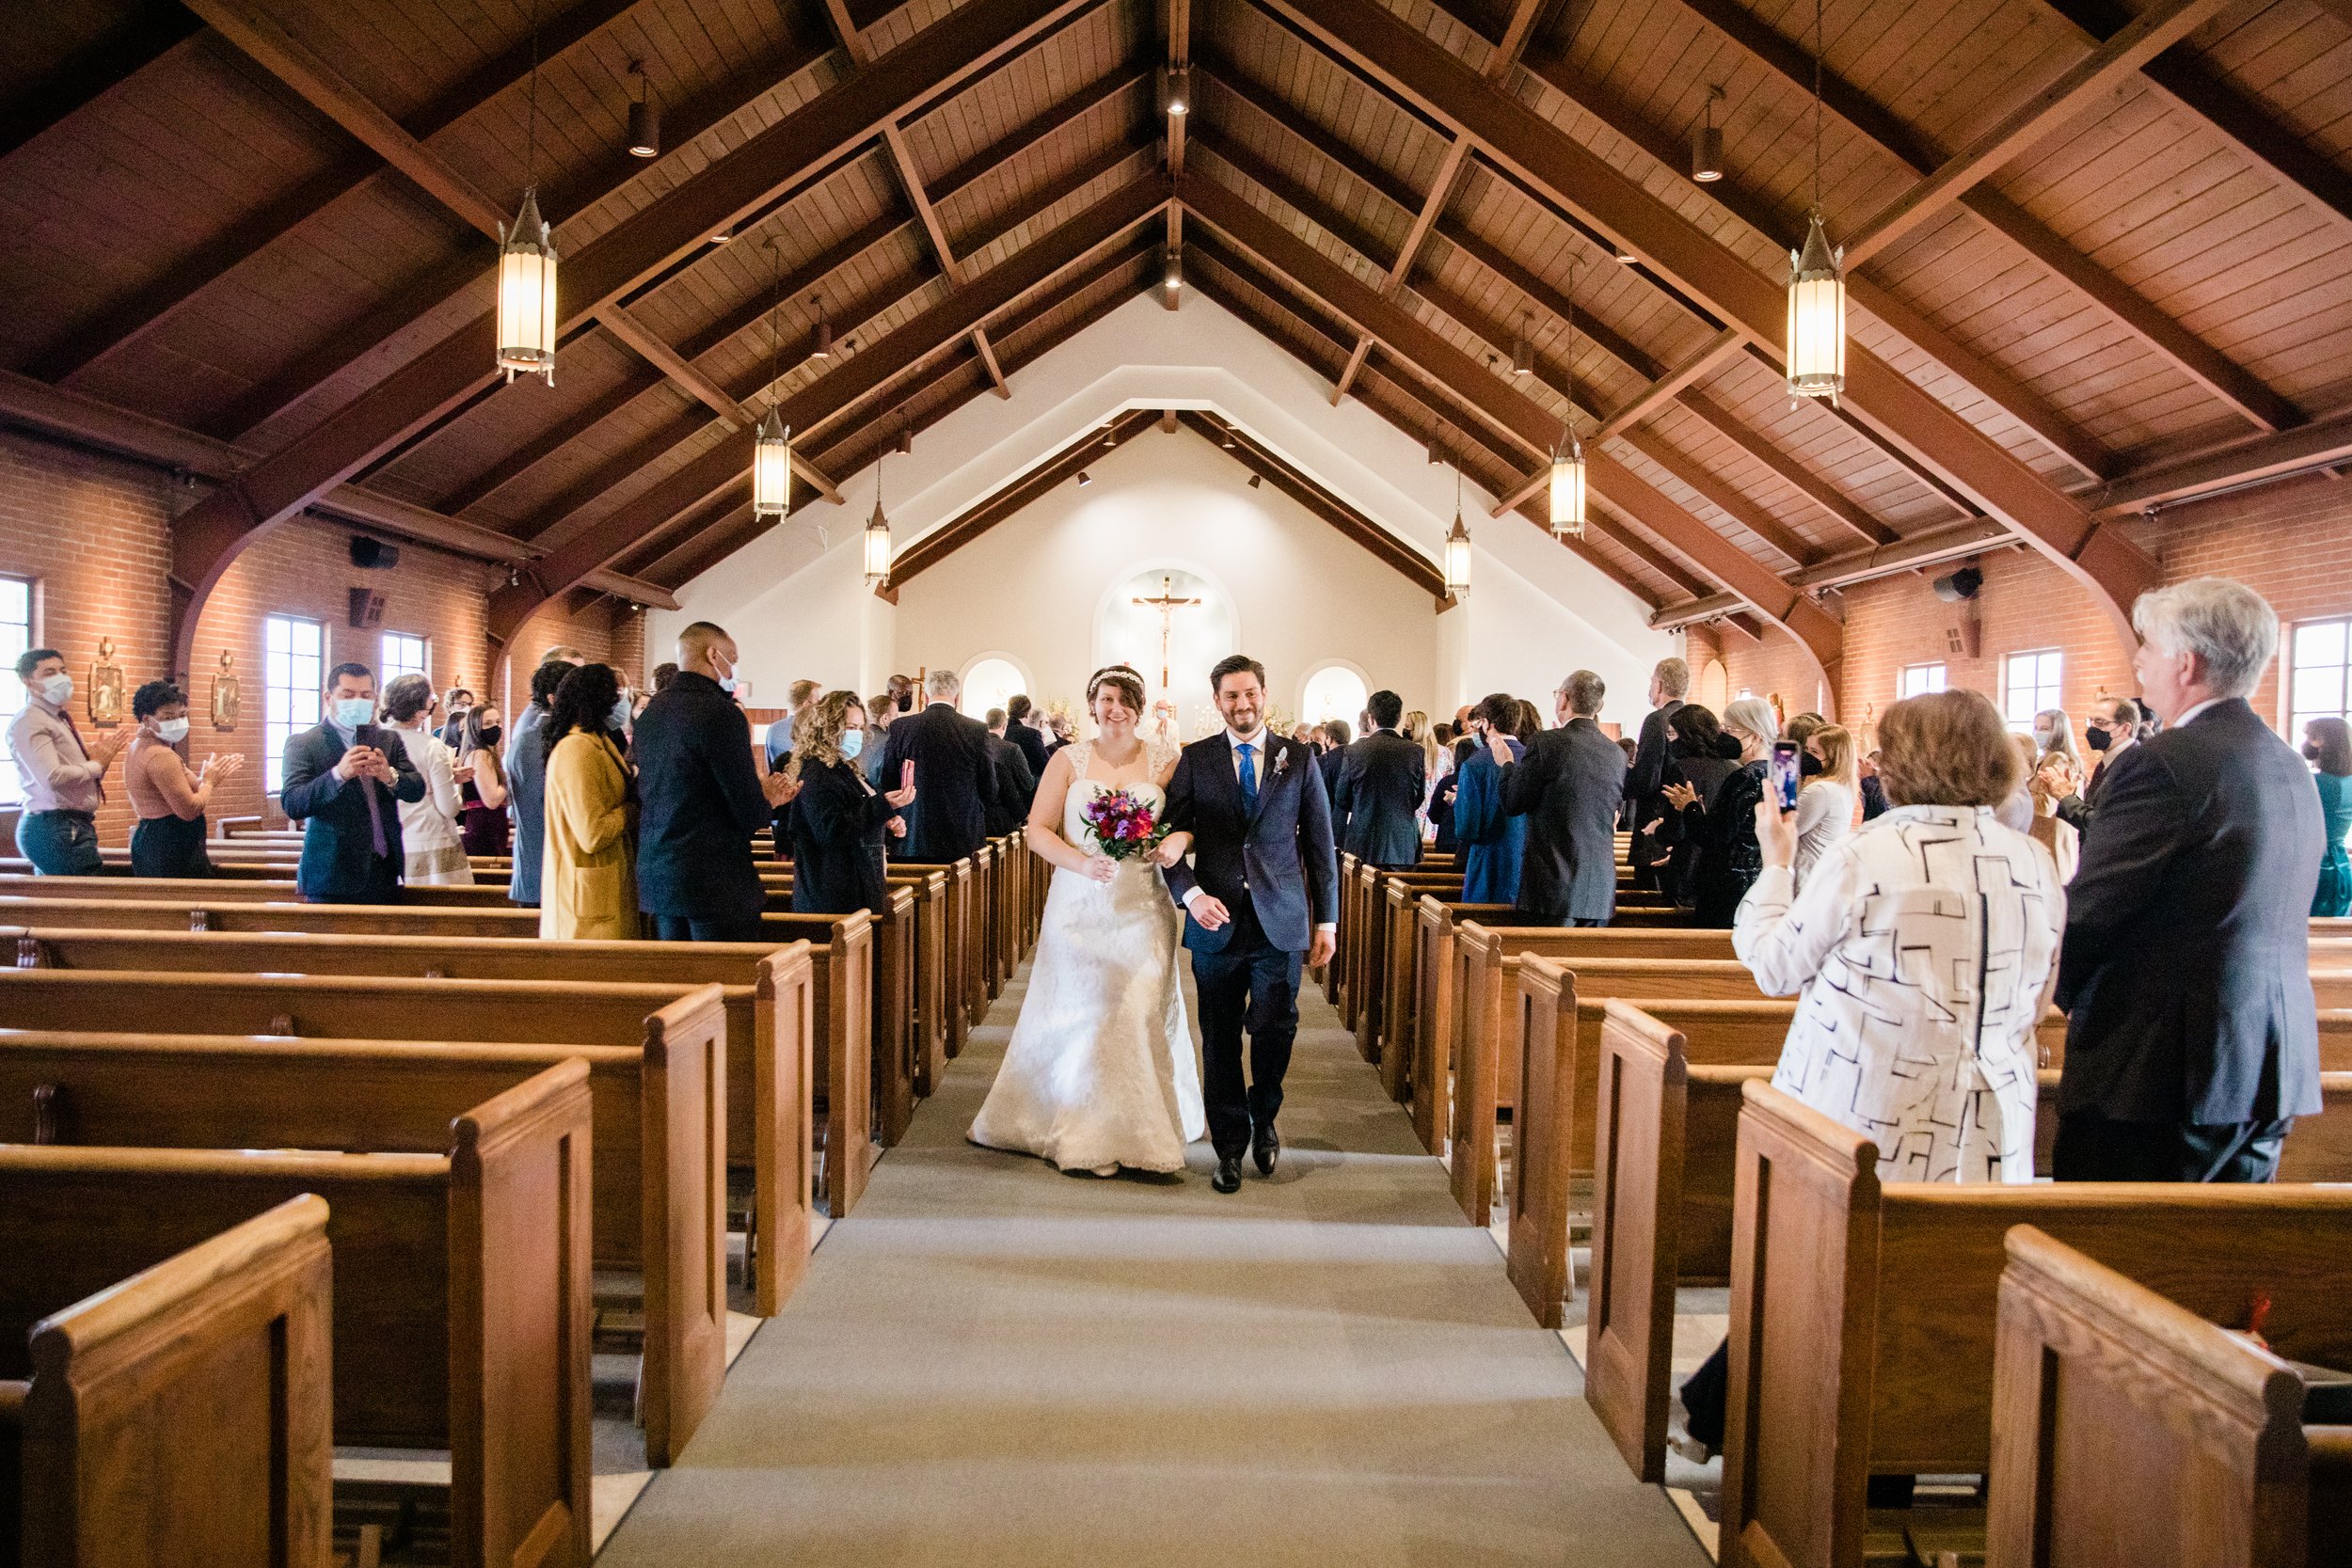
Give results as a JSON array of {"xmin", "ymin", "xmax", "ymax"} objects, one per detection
[{"xmin": 968, "ymin": 740, "xmax": 1206, "ymax": 1173}]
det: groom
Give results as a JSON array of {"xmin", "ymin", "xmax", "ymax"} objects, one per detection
[{"xmin": 1157, "ymin": 655, "xmax": 1340, "ymax": 1193}]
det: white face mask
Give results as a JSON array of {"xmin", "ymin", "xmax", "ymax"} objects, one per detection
[
  {"xmin": 839, "ymin": 728, "xmax": 865, "ymax": 761},
  {"xmin": 153, "ymin": 717, "xmax": 191, "ymax": 744},
  {"xmin": 330, "ymin": 697, "xmax": 374, "ymax": 730},
  {"xmin": 37, "ymin": 673, "xmax": 71, "ymax": 705}
]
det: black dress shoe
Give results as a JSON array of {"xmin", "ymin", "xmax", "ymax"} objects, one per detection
[
  {"xmin": 1252, "ymin": 1121, "xmax": 1279, "ymax": 1177},
  {"xmin": 1212, "ymin": 1156, "xmax": 1243, "ymax": 1194}
]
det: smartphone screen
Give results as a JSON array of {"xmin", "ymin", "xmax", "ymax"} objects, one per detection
[{"xmin": 1770, "ymin": 740, "xmax": 1802, "ymax": 813}]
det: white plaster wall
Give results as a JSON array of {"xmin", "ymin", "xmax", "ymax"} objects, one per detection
[{"xmin": 652, "ymin": 292, "xmax": 1677, "ymax": 728}]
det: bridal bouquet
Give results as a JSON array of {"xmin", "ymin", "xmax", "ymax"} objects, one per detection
[{"xmin": 1081, "ymin": 786, "xmax": 1170, "ymax": 863}]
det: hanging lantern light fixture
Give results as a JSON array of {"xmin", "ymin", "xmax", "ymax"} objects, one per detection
[
  {"xmin": 1443, "ymin": 458, "xmax": 1472, "ymax": 598},
  {"xmin": 1511, "ymin": 315, "xmax": 1533, "ymax": 376},
  {"xmin": 1550, "ymin": 269, "xmax": 1586, "ymax": 539},
  {"xmin": 496, "ymin": 9, "xmax": 558, "ymax": 384},
  {"xmin": 1690, "ymin": 85, "xmax": 1724, "ymax": 182},
  {"xmin": 864, "ymin": 436, "xmax": 895, "ymax": 587},
  {"xmin": 751, "ymin": 242, "xmax": 792, "ymax": 520},
  {"xmin": 626, "ymin": 62, "xmax": 660, "ymax": 158},
  {"xmin": 1786, "ymin": 0, "xmax": 1845, "ymax": 404},
  {"xmin": 1157, "ymin": 66, "xmax": 1191, "ymax": 118}
]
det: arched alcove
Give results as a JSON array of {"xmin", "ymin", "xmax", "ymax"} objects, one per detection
[
  {"xmin": 1298, "ymin": 661, "xmax": 1370, "ymax": 730},
  {"xmin": 1092, "ymin": 563, "xmax": 1237, "ymax": 744},
  {"xmin": 958, "ymin": 652, "xmax": 1030, "ymax": 721}
]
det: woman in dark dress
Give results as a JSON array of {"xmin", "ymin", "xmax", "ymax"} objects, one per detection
[
  {"xmin": 785, "ymin": 691, "xmax": 918, "ymax": 916},
  {"xmin": 1646, "ymin": 703, "xmax": 1737, "ymax": 907},
  {"xmin": 123, "ymin": 679, "xmax": 243, "ymax": 878},
  {"xmin": 1663, "ymin": 696, "xmax": 1777, "ymax": 927},
  {"xmin": 455, "ymin": 704, "xmax": 512, "ymax": 857}
]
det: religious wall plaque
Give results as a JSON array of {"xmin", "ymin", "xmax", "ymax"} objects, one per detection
[
  {"xmin": 87, "ymin": 637, "xmax": 122, "ymax": 727},
  {"xmin": 210, "ymin": 648, "xmax": 241, "ymax": 731}
]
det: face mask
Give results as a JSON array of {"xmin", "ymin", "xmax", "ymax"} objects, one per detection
[
  {"xmin": 152, "ymin": 717, "xmax": 191, "ymax": 744},
  {"xmin": 330, "ymin": 697, "xmax": 373, "ymax": 730},
  {"xmin": 37, "ymin": 673, "xmax": 71, "ymax": 705},
  {"xmin": 2306, "ymin": 742, "xmax": 2325, "ymax": 763},
  {"xmin": 714, "ymin": 660, "xmax": 739, "ymax": 695},
  {"xmin": 609, "ymin": 696, "xmax": 634, "ymax": 732},
  {"xmin": 1799, "ymin": 751, "xmax": 1823, "ymax": 777},
  {"xmin": 475, "ymin": 726, "xmax": 502, "ymax": 749},
  {"xmin": 2085, "ymin": 727, "xmax": 2111, "ymax": 752},
  {"xmin": 2031, "ymin": 728, "xmax": 2054, "ymax": 747},
  {"xmin": 840, "ymin": 729, "xmax": 865, "ymax": 761}
]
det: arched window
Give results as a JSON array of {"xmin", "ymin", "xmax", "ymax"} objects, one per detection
[
  {"xmin": 1299, "ymin": 664, "xmax": 1369, "ymax": 729},
  {"xmin": 959, "ymin": 656, "xmax": 1027, "ymax": 721}
]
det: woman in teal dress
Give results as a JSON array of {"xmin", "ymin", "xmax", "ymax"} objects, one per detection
[{"xmin": 2308, "ymin": 717, "xmax": 2352, "ymax": 918}]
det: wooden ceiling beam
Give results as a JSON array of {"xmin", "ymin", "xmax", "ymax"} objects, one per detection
[
  {"xmin": 1, "ymin": 6, "xmax": 202, "ymax": 161},
  {"xmin": 928, "ymin": 64, "xmax": 1151, "ymax": 198},
  {"xmin": 162, "ymin": 0, "xmax": 1102, "ymax": 680},
  {"xmin": 1666, "ymin": 0, "xmax": 2293, "ymax": 437},
  {"xmin": 1184, "ymin": 173, "xmax": 1838, "ymax": 680},
  {"xmin": 485, "ymin": 178, "xmax": 1166, "ymax": 644},
  {"xmin": 1257, "ymin": 0, "xmax": 2151, "ymax": 645},
  {"xmin": 1676, "ymin": 388, "xmax": 1896, "ymax": 550},
  {"xmin": 2092, "ymin": 407, "xmax": 2352, "ymax": 516}
]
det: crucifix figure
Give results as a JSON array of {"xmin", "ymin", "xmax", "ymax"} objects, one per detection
[{"xmin": 1133, "ymin": 574, "xmax": 1201, "ymax": 743}]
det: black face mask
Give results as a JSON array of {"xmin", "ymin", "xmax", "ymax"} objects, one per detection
[
  {"xmin": 2085, "ymin": 727, "xmax": 2111, "ymax": 752},
  {"xmin": 1798, "ymin": 752, "xmax": 1824, "ymax": 778},
  {"xmin": 2306, "ymin": 742, "xmax": 2325, "ymax": 763},
  {"xmin": 475, "ymin": 726, "xmax": 502, "ymax": 749}
]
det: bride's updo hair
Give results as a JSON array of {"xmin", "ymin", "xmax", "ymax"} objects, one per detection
[{"xmin": 1087, "ymin": 664, "xmax": 1147, "ymax": 716}]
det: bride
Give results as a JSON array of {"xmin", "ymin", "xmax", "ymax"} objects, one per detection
[{"xmin": 968, "ymin": 664, "xmax": 1205, "ymax": 1174}]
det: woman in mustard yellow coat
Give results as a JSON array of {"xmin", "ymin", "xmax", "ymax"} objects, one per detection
[{"xmin": 539, "ymin": 662, "xmax": 639, "ymax": 941}]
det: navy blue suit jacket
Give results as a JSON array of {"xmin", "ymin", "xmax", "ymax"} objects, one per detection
[
  {"xmin": 629, "ymin": 671, "xmax": 771, "ymax": 920},
  {"xmin": 279, "ymin": 721, "xmax": 424, "ymax": 901},
  {"xmin": 1161, "ymin": 732, "xmax": 1338, "ymax": 955}
]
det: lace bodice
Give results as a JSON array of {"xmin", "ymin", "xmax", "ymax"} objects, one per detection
[{"xmin": 1064, "ymin": 739, "xmax": 1178, "ymax": 857}]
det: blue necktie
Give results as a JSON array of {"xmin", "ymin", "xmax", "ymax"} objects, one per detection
[{"xmin": 1237, "ymin": 742, "xmax": 1258, "ymax": 816}]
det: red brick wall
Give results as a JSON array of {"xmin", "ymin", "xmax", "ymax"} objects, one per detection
[
  {"xmin": 1, "ymin": 430, "xmax": 646, "ymax": 843},
  {"xmin": 1699, "ymin": 471, "xmax": 2352, "ymax": 747}
]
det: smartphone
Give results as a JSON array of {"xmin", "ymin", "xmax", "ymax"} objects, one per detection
[{"xmin": 1769, "ymin": 740, "xmax": 1802, "ymax": 813}]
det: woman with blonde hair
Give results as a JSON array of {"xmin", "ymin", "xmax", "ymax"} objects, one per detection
[
  {"xmin": 1792, "ymin": 721, "xmax": 1857, "ymax": 886},
  {"xmin": 785, "ymin": 689, "xmax": 916, "ymax": 916}
]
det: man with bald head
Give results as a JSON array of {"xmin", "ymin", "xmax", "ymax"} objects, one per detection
[{"xmin": 631, "ymin": 621, "xmax": 798, "ymax": 941}]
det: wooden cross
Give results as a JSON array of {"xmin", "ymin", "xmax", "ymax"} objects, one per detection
[{"xmin": 1131, "ymin": 574, "xmax": 1200, "ymax": 692}]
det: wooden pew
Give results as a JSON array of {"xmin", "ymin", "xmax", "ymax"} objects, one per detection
[
  {"xmin": 0, "ymin": 1062, "xmax": 596, "ymax": 1568},
  {"xmin": 1574, "ymin": 998, "xmax": 2350, "ymax": 1481},
  {"xmin": 2, "ymin": 1195, "xmax": 333, "ymax": 1568},
  {"xmin": 1986, "ymin": 1225, "xmax": 2352, "ymax": 1568},
  {"xmin": 896, "ymin": 858, "xmax": 983, "ymax": 1037},
  {"xmin": 1355, "ymin": 865, "xmax": 1463, "ymax": 1072},
  {"xmin": 1406, "ymin": 895, "xmax": 1518, "ymax": 1154},
  {"xmin": 1718, "ymin": 1080, "xmax": 2352, "ymax": 1568},
  {"xmin": 0, "ymin": 973, "xmax": 723, "ymax": 1469},
  {"xmin": 6, "ymin": 924, "xmax": 825, "ymax": 1315}
]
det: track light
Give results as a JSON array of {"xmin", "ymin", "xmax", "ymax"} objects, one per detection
[
  {"xmin": 1220, "ymin": 426, "xmax": 1235, "ymax": 449},
  {"xmin": 809, "ymin": 297, "xmax": 833, "ymax": 360},
  {"xmin": 1691, "ymin": 86, "xmax": 1724, "ymax": 183},
  {"xmin": 1248, "ymin": 473, "xmax": 1262, "ymax": 489},
  {"xmin": 1164, "ymin": 245, "xmax": 1184, "ymax": 291},
  {"xmin": 711, "ymin": 223, "xmax": 735, "ymax": 245},
  {"xmin": 1077, "ymin": 471, "xmax": 1092, "ymax": 486},
  {"xmin": 627, "ymin": 63, "xmax": 660, "ymax": 159},
  {"xmin": 895, "ymin": 426, "xmax": 913, "ymax": 456},
  {"xmin": 1511, "ymin": 315, "xmax": 1533, "ymax": 375}
]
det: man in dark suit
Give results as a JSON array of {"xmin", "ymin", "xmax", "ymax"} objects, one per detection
[
  {"xmin": 982, "ymin": 707, "xmax": 1037, "ymax": 835},
  {"xmin": 1313, "ymin": 719, "xmax": 1350, "ymax": 800},
  {"xmin": 1004, "ymin": 693, "xmax": 1052, "ymax": 780},
  {"xmin": 880, "ymin": 669, "xmax": 997, "ymax": 863},
  {"xmin": 1161, "ymin": 655, "xmax": 1340, "ymax": 1193},
  {"xmin": 1624, "ymin": 657, "xmax": 1687, "ymax": 889},
  {"xmin": 1486, "ymin": 669, "xmax": 1629, "ymax": 927},
  {"xmin": 279, "ymin": 661, "xmax": 425, "ymax": 904},
  {"xmin": 2044, "ymin": 695, "xmax": 2141, "ymax": 833},
  {"xmin": 2054, "ymin": 578, "xmax": 2325, "ymax": 1182},
  {"xmin": 1330, "ymin": 689, "xmax": 1425, "ymax": 868},
  {"xmin": 631, "ymin": 621, "xmax": 797, "ymax": 942}
]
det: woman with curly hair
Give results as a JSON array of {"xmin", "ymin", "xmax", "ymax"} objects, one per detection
[
  {"xmin": 123, "ymin": 678, "xmax": 243, "ymax": 878},
  {"xmin": 539, "ymin": 663, "xmax": 637, "ymax": 940},
  {"xmin": 785, "ymin": 690, "xmax": 917, "ymax": 916}
]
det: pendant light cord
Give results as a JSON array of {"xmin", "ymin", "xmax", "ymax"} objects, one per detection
[
  {"xmin": 768, "ymin": 242, "xmax": 783, "ymax": 416},
  {"xmin": 1811, "ymin": 0, "xmax": 1822, "ymax": 214},
  {"xmin": 525, "ymin": 0, "xmax": 542, "ymax": 192}
]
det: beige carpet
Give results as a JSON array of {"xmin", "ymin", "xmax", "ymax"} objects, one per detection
[{"xmin": 596, "ymin": 960, "xmax": 1709, "ymax": 1567}]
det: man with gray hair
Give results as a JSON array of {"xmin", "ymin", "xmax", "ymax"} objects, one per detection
[
  {"xmin": 2054, "ymin": 577, "xmax": 2325, "ymax": 1182},
  {"xmin": 880, "ymin": 667, "xmax": 998, "ymax": 863},
  {"xmin": 1484, "ymin": 669, "xmax": 1627, "ymax": 927}
]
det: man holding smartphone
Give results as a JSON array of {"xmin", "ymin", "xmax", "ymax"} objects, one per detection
[
  {"xmin": 1483, "ymin": 669, "xmax": 1627, "ymax": 927},
  {"xmin": 280, "ymin": 662, "xmax": 425, "ymax": 904}
]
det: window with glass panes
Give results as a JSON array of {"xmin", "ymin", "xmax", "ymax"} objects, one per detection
[
  {"xmin": 381, "ymin": 632, "xmax": 428, "ymax": 689},
  {"xmin": 2290, "ymin": 617, "xmax": 2352, "ymax": 740},
  {"xmin": 263, "ymin": 615, "xmax": 325, "ymax": 793},
  {"xmin": 0, "ymin": 577, "xmax": 32, "ymax": 806},
  {"xmin": 2003, "ymin": 648, "xmax": 2064, "ymax": 732},
  {"xmin": 1899, "ymin": 662, "xmax": 1947, "ymax": 699}
]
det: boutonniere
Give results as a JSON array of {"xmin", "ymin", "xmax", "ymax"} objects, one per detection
[{"xmin": 1271, "ymin": 745, "xmax": 1290, "ymax": 779}]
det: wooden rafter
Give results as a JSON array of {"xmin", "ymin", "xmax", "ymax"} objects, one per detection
[
  {"xmin": 1, "ymin": 6, "xmax": 201, "ymax": 162},
  {"xmin": 159, "ymin": 0, "xmax": 1101, "ymax": 679},
  {"xmin": 1252, "ymin": 0, "xmax": 2153, "ymax": 643},
  {"xmin": 1184, "ymin": 175, "xmax": 1839, "ymax": 682}
]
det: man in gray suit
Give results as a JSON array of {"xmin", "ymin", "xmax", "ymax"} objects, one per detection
[
  {"xmin": 1485, "ymin": 669, "xmax": 1628, "ymax": 927},
  {"xmin": 2055, "ymin": 578, "xmax": 2324, "ymax": 1182}
]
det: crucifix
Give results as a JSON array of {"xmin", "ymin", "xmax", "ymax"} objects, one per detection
[{"xmin": 1131, "ymin": 574, "xmax": 1200, "ymax": 693}]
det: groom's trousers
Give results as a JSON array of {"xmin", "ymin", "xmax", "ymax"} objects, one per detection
[{"xmin": 1190, "ymin": 900, "xmax": 1303, "ymax": 1159}]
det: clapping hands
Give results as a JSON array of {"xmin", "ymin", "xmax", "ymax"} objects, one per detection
[
  {"xmin": 1661, "ymin": 781, "xmax": 1700, "ymax": 811},
  {"xmin": 761, "ymin": 769, "xmax": 800, "ymax": 807}
]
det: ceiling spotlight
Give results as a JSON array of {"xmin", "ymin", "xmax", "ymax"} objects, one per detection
[
  {"xmin": 1248, "ymin": 473, "xmax": 1262, "ymax": 488},
  {"xmin": 1219, "ymin": 426, "xmax": 1235, "ymax": 449},
  {"xmin": 711, "ymin": 223, "xmax": 735, "ymax": 245},
  {"xmin": 1164, "ymin": 245, "xmax": 1184, "ymax": 292},
  {"xmin": 1614, "ymin": 240, "xmax": 1637, "ymax": 264},
  {"xmin": 627, "ymin": 63, "xmax": 660, "ymax": 159},
  {"xmin": 1158, "ymin": 66, "xmax": 1191, "ymax": 118},
  {"xmin": 1077, "ymin": 470, "xmax": 1092, "ymax": 486},
  {"xmin": 895, "ymin": 426, "xmax": 912, "ymax": 456},
  {"xmin": 1691, "ymin": 85, "xmax": 1724, "ymax": 182},
  {"xmin": 809, "ymin": 296, "xmax": 833, "ymax": 360},
  {"xmin": 1511, "ymin": 315, "xmax": 1533, "ymax": 375}
]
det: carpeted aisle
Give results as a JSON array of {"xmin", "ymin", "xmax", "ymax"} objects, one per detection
[{"xmin": 596, "ymin": 959, "xmax": 1710, "ymax": 1568}]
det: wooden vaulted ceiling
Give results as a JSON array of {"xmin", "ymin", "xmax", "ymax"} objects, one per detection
[{"xmin": 8, "ymin": 0, "xmax": 2352, "ymax": 681}]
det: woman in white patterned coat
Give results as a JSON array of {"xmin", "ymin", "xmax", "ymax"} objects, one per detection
[{"xmin": 1676, "ymin": 689, "xmax": 2063, "ymax": 1463}]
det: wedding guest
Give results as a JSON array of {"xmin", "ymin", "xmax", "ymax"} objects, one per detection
[
  {"xmin": 1453, "ymin": 692, "xmax": 1527, "ymax": 905},
  {"xmin": 2045, "ymin": 695, "xmax": 2141, "ymax": 833},
  {"xmin": 1648, "ymin": 704, "xmax": 1738, "ymax": 904},
  {"xmin": 124, "ymin": 679, "xmax": 242, "ymax": 878},
  {"xmin": 984, "ymin": 706, "xmax": 1038, "ymax": 833},
  {"xmin": 1629, "ymin": 663, "xmax": 1686, "ymax": 875},
  {"xmin": 765, "ymin": 678, "xmax": 824, "ymax": 768},
  {"xmin": 507, "ymin": 648, "xmax": 584, "ymax": 908},
  {"xmin": 8, "ymin": 647, "xmax": 127, "ymax": 874},
  {"xmin": 1315, "ymin": 719, "xmax": 1351, "ymax": 799},
  {"xmin": 863, "ymin": 693, "xmax": 897, "ymax": 785},
  {"xmin": 2034, "ymin": 706, "xmax": 2085, "ymax": 777},
  {"xmin": 1005, "ymin": 693, "xmax": 1052, "ymax": 779},
  {"xmin": 455, "ymin": 705, "xmax": 511, "ymax": 856},
  {"xmin": 380, "ymin": 673, "xmax": 471, "ymax": 885},
  {"xmin": 1333, "ymin": 689, "xmax": 1424, "ymax": 868},
  {"xmin": 651, "ymin": 661, "xmax": 679, "ymax": 693},
  {"xmin": 1431, "ymin": 736, "xmax": 1473, "ymax": 854},
  {"xmin": 1516, "ymin": 697, "xmax": 1545, "ymax": 738},
  {"xmin": 1859, "ymin": 750, "xmax": 1890, "ymax": 820},
  {"xmin": 1046, "ymin": 711, "xmax": 1073, "ymax": 754},
  {"xmin": 1488, "ymin": 671, "xmax": 1625, "ymax": 926},
  {"xmin": 880, "ymin": 668, "xmax": 997, "ymax": 863},
  {"xmin": 540, "ymin": 663, "xmax": 637, "ymax": 940},
  {"xmin": 1663, "ymin": 696, "xmax": 1774, "ymax": 927},
  {"xmin": 280, "ymin": 662, "xmax": 423, "ymax": 904},
  {"xmin": 1792, "ymin": 722, "xmax": 1856, "ymax": 887},
  {"xmin": 633, "ymin": 621, "xmax": 796, "ymax": 942},
  {"xmin": 437, "ymin": 686, "xmax": 473, "ymax": 747},
  {"xmin": 2310, "ymin": 717, "xmax": 2352, "ymax": 918},
  {"xmin": 786, "ymin": 691, "xmax": 919, "ymax": 916}
]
